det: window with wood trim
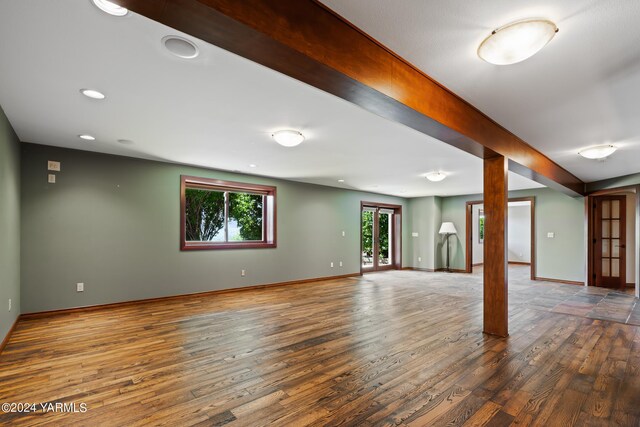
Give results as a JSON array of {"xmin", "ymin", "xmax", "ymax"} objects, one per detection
[{"xmin": 180, "ymin": 176, "xmax": 276, "ymax": 250}]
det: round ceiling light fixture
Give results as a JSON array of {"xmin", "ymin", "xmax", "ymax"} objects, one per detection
[
  {"xmin": 578, "ymin": 144, "xmax": 617, "ymax": 160},
  {"xmin": 91, "ymin": 0, "xmax": 128, "ymax": 16},
  {"xmin": 272, "ymin": 130, "xmax": 305, "ymax": 147},
  {"xmin": 425, "ymin": 171, "xmax": 447, "ymax": 182},
  {"xmin": 162, "ymin": 36, "xmax": 199, "ymax": 59},
  {"xmin": 79, "ymin": 134, "xmax": 96, "ymax": 141},
  {"xmin": 478, "ymin": 19, "xmax": 558, "ymax": 65},
  {"xmin": 80, "ymin": 88, "xmax": 106, "ymax": 100}
]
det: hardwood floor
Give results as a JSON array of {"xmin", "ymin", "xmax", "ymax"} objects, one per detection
[{"xmin": 1, "ymin": 267, "xmax": 639, "ymax": 426}]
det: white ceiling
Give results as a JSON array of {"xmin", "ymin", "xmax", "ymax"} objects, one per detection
[
  {"xmin": 319, "ymin": 0, "xmax": 640, "ymax": 182},
  {"xmin": 0, "ymin": 0, "xmax": 544, "ymax": 198}
]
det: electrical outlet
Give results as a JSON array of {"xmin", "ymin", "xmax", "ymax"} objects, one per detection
[
  {"xmin": 341, "ymin": 231, "xmax": 345, "ymax": 237},
  {"xmin": 330, "ymin": 262, "xmax": 334, "ymax": 268},
  {"xmin": 8, "ymin": 299, "xmax": 11, "ymax": 312},
  {"xmin": 412, "ymin": 232, "xmax": 419, "ymax": 237},
  {"xmin": 241, "ymin": 269, "xmax": 246, "ymax": 277},
  {"xmin": 418, "ymin": 256, "xmax": 422, "ymax": 262},
  {"xmin": 339, "ymin": 261, "xmax": 343, "ymax": 267},
  {"xmin": 547, "ymin": 232, "xmax": 555, "ymax": 238},
  {"xmin": 77, "ymin": 283, "xmax": 84, "ymax": 292}
]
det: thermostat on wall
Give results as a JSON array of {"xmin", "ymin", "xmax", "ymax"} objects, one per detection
[{"xmin": 47, "ymin": 160, "xmax": 61, "ymax": 171}]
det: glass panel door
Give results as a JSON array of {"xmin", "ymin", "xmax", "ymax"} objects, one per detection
[
  {"xmin": 378, "ymin": 209, "xmax": 393, "ymax": 267},
  {"xmin": 361, "ymin": 208, "xmax": 375, "ymax": 270},
  {"xmin": 594, "ymin": 195, "xmax": 626, "ymax": 288},
  {"xmin": 361, "ymin": 204, "xmax": 400, "ymax": 272}
]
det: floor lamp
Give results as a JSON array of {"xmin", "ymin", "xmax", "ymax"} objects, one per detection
[{"xmin": 439, "ymin": 222, "xmax": 458, "ymax": 272}]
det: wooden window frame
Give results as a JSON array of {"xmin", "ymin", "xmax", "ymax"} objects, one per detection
[{"xmin": 180, "ymin": 175, "xmax": 277, "ymax": 250}]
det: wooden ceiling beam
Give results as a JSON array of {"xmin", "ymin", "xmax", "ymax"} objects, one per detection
[{"xmin": 113, "ymin": 0, "xmax": 585, "ymax": 196}]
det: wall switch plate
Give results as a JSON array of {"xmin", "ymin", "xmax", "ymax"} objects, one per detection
[
  {"xmin": 77, "ymin": 283, "xmax": 84, "ymax": 292},
  {"xmin": 418, "ymin": 257, "xmax": 422, "ymax": 262},
  {"xmin": 241, "ymin": 269, "xmax": 246, "ymax": 277},
  {"xmin": 330, "ymin": 262, "xmax": 334, "ymax": 268},
  {"xmin": 339, "ymin": 261, "xmax": 343, "ymax": 267},
  {"xmin": 47, "ymin": 160, "xmax": 61, "ymax": 171},
  {"xmin": 547, "ymin": 232, "xmax": 555, "ymax": 238},
  {"xmin": 8, "ymin": 299, "xmax": 11, "ymax": 312},
  {"xmin": 341, "ymin": 231, "xmax": 345, "ymax": 237},
  {"xmin": 412, "ymin": 232, "xmax": 419, "ymax": 237},
  {"xmin": 48, "ymin": 174, "xmax": 56, "ymax": 184}
]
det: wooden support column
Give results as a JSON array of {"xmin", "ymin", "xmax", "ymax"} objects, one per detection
[{"xmin": 483, "ymin": 156, "xmax": 509, "ymax": 337}]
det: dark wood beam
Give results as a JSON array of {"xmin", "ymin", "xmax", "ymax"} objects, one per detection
[
  {"xmin": 483, "ymin": 156, "xmax": 509, "ymax": 337},
  {"xmin": 112, "ymin": 0, "xmax": 584, "ymax": 196}
]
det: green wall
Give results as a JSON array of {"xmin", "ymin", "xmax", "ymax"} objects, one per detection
[
  {"xmin": 439, "ymin": 188, "xmax": 586, "ymax": 282},
  {"xmin": 20, "ymin": 144, "xmax": 409, "ymax": 313},
  {"xmin": 0, "ymin": 105, "xmax": 20, "ymax": 341},
  {"xmin": 407, "ymin": 196, "xmax": 442, "ymax": 270}
]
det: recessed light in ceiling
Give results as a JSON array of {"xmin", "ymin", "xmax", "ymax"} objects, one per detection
[
  {"xmin": 249, "ymin": 164, "xmax": 257, "ymax": 168},
  {"xmin": 338, "ymin": 179, "xmax": 345, "ymax": 183},
  {"xmin": 79, "ymin": 134, "xmax": 96, "ymax": 141},
  {"xmin": 117, "ymin": 139, "xmax": 134, "ymax": 145},
  {"xmin": 426, "ymin": 171, "xmax": 446, "ymax": 182},
  {"xmin": 162, "ymin": 36, "xmax": 199, "ymax": 59},
  {"xmin": 91, "ymin": 0, "xmax": 128, "ymax": 17},
  {"xmin": 80, "ymin": 89, "xmax": 106, "ymax": 100},
  {"xmin": 578, "ymin": 144, "xmax": 617, "ymax": 160},
  {"xmin": 478, "ymin": 19, "xmax": 558, "ymax": 65},
  {"xmin": 272, "ymin": 130, "xmax": 305, "ymax": 147}
]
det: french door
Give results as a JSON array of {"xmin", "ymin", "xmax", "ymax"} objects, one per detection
[
  {"xmin": 361, "ymin": 203, "xmax": 401, "ymax": 272},
  {"xmin": 594, "ymin": 195, "xmax": 626, "ymax": 289}
]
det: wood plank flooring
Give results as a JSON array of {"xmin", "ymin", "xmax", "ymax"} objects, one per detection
[{"xmin": 1, "ymin": 266, "xmax": 639, "ymax": 426}]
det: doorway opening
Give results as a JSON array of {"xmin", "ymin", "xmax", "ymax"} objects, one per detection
[
  {"xmin": 465, "ymin": 197, "xmax": 536, "ymax": 280},
  {"xmin": 587, "ymin": 187, "xmax": 638, "ymax": 293},
  {"xmin": 361, "ymin": 202, "xmax": 402, "ymax": 273}
]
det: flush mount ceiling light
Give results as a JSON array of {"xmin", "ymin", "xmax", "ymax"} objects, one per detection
[
  {"xmin": 79, "ymin": 134, "xmax": 96, "ymax": 141},
  {"xmin": 337, "ymin": 179, "xmax": 345, "ymax": 183},
  {"xmin": 162, "ymin": 36, "xmax": 199, "ymax": 59},
  {"xmin": 478, "ymin": 19, "xmax": 558, "ymax": 65},
  {"xmin": 91, "ymin": 0, "xmax": 128, "ymax": 16},
  {"xmin": 272, "ymin": 130, "xmax": 305, "ymax": 147},
  {"xmin": 578, "ymin": 144, "xmax": 617, "ymax": 160},
  {"xmin": 425, "ymin": 171, "xmax": 446, "ymax": 182},
  {"xmin": 248, "ymin": 164, "xmax": 257, "ymax": 168},
  {"xmin": 80, "ymin": 88, "xmax": 106, "ymax": 100}
]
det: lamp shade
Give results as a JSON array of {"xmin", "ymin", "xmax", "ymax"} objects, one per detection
[{"xmin": 439, "ymin": 222, "xmax": 457, "ymax": 235}]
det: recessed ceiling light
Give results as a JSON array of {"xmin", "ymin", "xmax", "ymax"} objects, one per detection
[
  {"xmin": 80, "ymin": 89, "xmax": 106, "ymax": 100},
  {"xmin": 162, "ymin": 36, "xmax": 199, "ymax": 59},
  {"xmin": 478, "ymin": 19, "xmax": 558, "ymax": 65},
  {"xmin": 79, "ymin": 134, "xmax": 96, "ymax": 141},
  {"xmin": 91, "ymin": 0, "xmax": 128, "ymax": 16},
  {"xmin": 338, "ymin": 179, "xmax": 345, "ymax": 183},
  {"xmin": 249, "ymin": 164, "xmax": 257, "ymax": 168},
  {"xmin": 579, "ymin": 144, "xmax": 617, "ymax": 160},
  {"xmin": 426, "ymin": 171, "xmax": 446, "ymax": 182},
  {"xmin": 272, "ymin": 130, "xmax": 305, "ymax": 147},
  {"xmin": 117, "ymin": 139, "xmax": 134, "ymax": 145}
]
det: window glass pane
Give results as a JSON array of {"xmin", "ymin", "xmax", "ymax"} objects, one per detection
[
  {"xmin": 612, "ymin": 200, "xmax": 620, "ymax": 218},
  {"xmin": 612, "ymin": 239, "xmax": 620, "ymax": 258},
  {"xmin": 612, "ymin": 220, "xmax": 620, "ymax": 238},
  {"xmin": 379, "ymin": 212, "xmax": 392, "ymax": 266},
  {"xmin": 602, "ymin": 259, "xmax": 610, "ymax": 277},
  {"xmin": 612, "ymin": 259, "xmax": 620, "ymax": 277},
  {"xmin": 602, "ymin": 239, "xmax": 610, "ymax": 258},
  {"xmin": 184, "ymin": 188, "xmax": 226, "ymax": 242},
  {"xmin": 362, "ymin": 210, "xmax": 374, "ymax": 268},
  {"xmin": 228, "ymin": 192, "xmax": 264, "ymax": 241},
  {"xmin": 602, "ymin": 220, "xmax": 610, "ymax": 238},
  {"xmin": 602, "ymin": 201, "xmax": 610, "ymax": 219}
]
